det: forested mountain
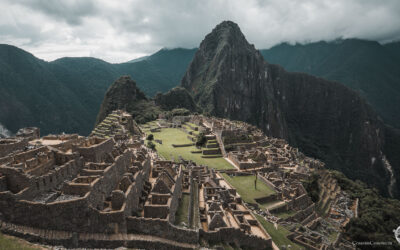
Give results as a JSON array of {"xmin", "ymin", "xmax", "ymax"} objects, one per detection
[
  {"xmin": 261, "ymin": 39, "xmax": 400, "ymax": 128},
  {"xmin": 1, "ymin": 38, "xmax": 399, "ymax": 137},
  {"xmin": 0, "ymin": 45, "xmax": 195, "ymax": 135}
]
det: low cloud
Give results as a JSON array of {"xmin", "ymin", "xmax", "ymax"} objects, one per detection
[{"xmin": 1, "ymin": 0, "xmax": 399, "ymax": 63}]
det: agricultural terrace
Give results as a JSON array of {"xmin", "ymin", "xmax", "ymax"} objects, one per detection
[
  {"xmin": 221, "ymin": 173, "xmax": 275, "ymax": 204},
  {"xmin": 141, "ymin": 122, "xmax": 234, "ymax": 170}
]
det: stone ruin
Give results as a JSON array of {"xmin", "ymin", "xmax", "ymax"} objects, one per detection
[
  {"xmin": 91, "ymin": 110, "xmax": 142, "ymax": 140},
  {"xmin": 0, "ymin": 112, "xmax": 357, "ymax": 249},
  {"xmin": 185, "ymin": 115, "xmax": 356, "ymax": 249}
]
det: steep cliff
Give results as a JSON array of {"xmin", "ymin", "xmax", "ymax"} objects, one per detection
[
  {"xmin": 96, "ymin": 75, "xmax": 161, "ymax": 124},
  {"xmin": 182, "ymin": 21, "xmax": 398, "ymax": 197}
]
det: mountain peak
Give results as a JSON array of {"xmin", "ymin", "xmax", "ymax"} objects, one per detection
[
  {"xmin": 198, "ymin": 21, "xmax": 255, "ymax": 59},
  {"xmin": 213, "ymin": 20, "xmax": 241, "ymax": 33},
  {"xmin": 96, "ymin": 75, "xmax": 147, "ymax": 124},
  {"xmin": 181, "ymin": 21, "xmax": 264, "ymax": 97}
]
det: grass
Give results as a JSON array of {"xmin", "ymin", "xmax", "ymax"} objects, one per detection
[
  {"xmin": 0, "ymin": 233, "xmax": 43, "ymax": 250},
  {"xmin": 255, "ymin": 215, "xmax": 304, "ymax": 250},
  {"xmin": 221, "ymin": 174, "xmax": 275, "ymax": 204},
  {"xmin": 175, "ymin": 194, "xmax": 190, "ymax": 225},
  {"xmin": 273, "ymin": 210, "xmax": 297, "ymax": 219},
  {"xmin": 144, "ymin": 127, "xmax": 234, "ymax": 170}
]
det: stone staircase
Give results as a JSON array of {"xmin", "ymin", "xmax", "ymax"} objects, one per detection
[{"xmin": 214, "ymin": 131, "xmax": 227, "ymax": 157}]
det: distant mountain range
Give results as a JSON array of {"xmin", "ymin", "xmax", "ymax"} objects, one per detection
[
  {"xmin": 0, "ymin": 37, "xmax": 399, "ymax": 136},
  {"xmin": 0, "ymin": 44, "xmax": 196, "ymax": 135},
  {"xmin": 261, "ymin": 39, "xmax": 400, "ymax": 128}
]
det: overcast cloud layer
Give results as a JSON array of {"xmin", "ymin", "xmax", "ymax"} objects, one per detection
[{"xmin": 1, "ymin": 0, "xmax": 400, "ymax": 63}]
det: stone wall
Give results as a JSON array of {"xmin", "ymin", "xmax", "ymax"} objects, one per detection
[
  {"xmin": 0, "ymin": 138, "xmax": 28, "ymax": 158},
  {"xmin": 11, "ymin": 146, "xmax": 48, "ymax": 163},
  {"xmin": 169, "ymin": 167, "xmax": 183, "ymax": 223},
  {"xmin": 0, "ymin": 149, "xmax": 133, "ymax": 233},
  {"xmin": 0, "ymin": 176, "xmax": 6, "ymax": 191},
  {"xmin": 238, "ymin": 161, "xmax": 261, "ymax": 170},
  {"xmin": 34, "ymin": 157, "xmax": 84, "ymax": 194},
  {"xmin": 144, "ymin": 202, "xmax": 170, "ymax": 219},
  {"xmin": 292, "ymin": 193, "xmax": 312, "ymax": 210},
  {"xmin": 0, "ymin": 166, "xmax": 31, "ymax": 194},
  {"xmin": 187, "ymin": 173, "xmax": 194, "ymax": 226},
  {"xmin": 75, "ymin": 138, "xmax": 114, "ymax": 163},
  {"xmin": 0, "ymin": 193, "xmax": 90, "ymax": 232},
  {"xmin": 130, "ymin": 170, "xmax": 146, "ymax": 214},
  {"xmin": 257, "ymin": 174, "xmax": 278, "ymax": 191},
  {"xmin": 200, "ymin": 227, "xmax": 272, "ymax": 249},
  {"xmin": 254, "ymin": 193, "xmax": 279, "ymax": 204},
  {"xmin": 0, "ymin": 220, "xmax": 196, "ymax": 250},
  {"xmin": 87, "ymin": 149, "xmax": 133, "ymax": 209},
  {"xmin": 286, "ymin": 204, "xmax": 315, "ymax": 222},
  {"xmin": 126, "ymin": 217, "xmax": 199, "ymax": 244},
  {"xmin": 202, "ymin": 149, "xmax": 221, "ymax": 155}
]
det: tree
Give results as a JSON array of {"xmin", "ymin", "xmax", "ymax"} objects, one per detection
[
  {"xmin": 147, "ymin": 141, "xmax": 156, "ymax": 150},
  {"xmin": 196, "ymin": 132, "xmax": 207, "ymax": 147},
  {"xmin": 147, "ymin": 134, "xmax": 154, "ymax": 140}
]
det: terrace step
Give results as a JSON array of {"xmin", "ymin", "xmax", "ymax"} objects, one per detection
[{"xmin": 0, "ymin": 220, "xmax": 197, "ymax": 249}]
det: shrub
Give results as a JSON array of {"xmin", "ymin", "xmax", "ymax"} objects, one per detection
[
  {"xmin": 147, "ymin": 134, "xmax": 154, "ymax": 140},
  {"xmin": 196, "ymin": 132, "xmax": 207, "ymax": 147},
  {"xmin": 147, "ymin": 141, "xmax": 156, "ymax": 150}
]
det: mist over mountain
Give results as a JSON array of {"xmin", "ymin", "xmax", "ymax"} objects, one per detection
[{"xmin": 0, "ymin": 123, "xmax": 11, "ymax": 138}]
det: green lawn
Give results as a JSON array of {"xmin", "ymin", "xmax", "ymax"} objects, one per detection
[
  {"xmin": 0, "ymin": 233, "xmax": 41, "ymax": 250},
  {"xmin": 273, "ymin": 210, "xmax": 297, "ymax": 219},
  {"xmin": 182, "ymin": 124, "xmax": 199, "ymax": 136},
  {"xmin": 255, "ymin": 215, "xmax": 304, "ymax": 250},
  {"xmin": 145, "ymin": 127, "xmax": 234, "ymax": 170},
  {"xmin": 221, "ymin": 174, "xmax": 275, "ymax": 203},
  {"xmin": 175, "ymin": 194, "xmax": 190, "ymax": 225}
]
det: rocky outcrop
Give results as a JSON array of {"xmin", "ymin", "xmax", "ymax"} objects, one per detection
[
  {"xmin": 96, "ymin": 76, "xmax": 160, "ymax": 124},
  {"xmin": 182, "ymin": 21, "xmax": 398, "ymax": 197},
  {"xmin": 154, "ymin": 87, "xmax": 198, "ymax": 112}
]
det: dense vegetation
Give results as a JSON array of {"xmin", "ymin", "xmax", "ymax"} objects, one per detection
[
  {"xmin": 261, "ymin": 39, "xmax": 400, "ymax": 129},
  {"xmin": 331, "ymin": 170, "xmax": 400, "ymax": 248},
  {"xmin": 2, "ymin": 40, "xmax": 400, "ymax": 135},
  {"xmin": 154, "ymin": 86, "xmax": 198, "ymax": 112},
  {"xmin": 0, "ymin": 45, "xmax": 195, "ymax": 135},
  {"xmin": 95, "ymin": 75, "xmax": 162, "ymax": 126}
]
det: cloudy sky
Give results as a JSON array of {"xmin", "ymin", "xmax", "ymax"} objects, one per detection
[{"xmin": 1, "ymin": 0, "xmax": 400, "ymax": 63}]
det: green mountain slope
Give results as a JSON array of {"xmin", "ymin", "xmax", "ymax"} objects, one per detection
[
  {"xmin": 260, "ymin": 39, "xmax": 400, "ymax": 128},
  {"xmin": 0, "ymin": 45, "xmax": 196, "ymax": 135},
  {"xmin": 1, "ymin": 39, "xmax": 399, "ymax": 136}
]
